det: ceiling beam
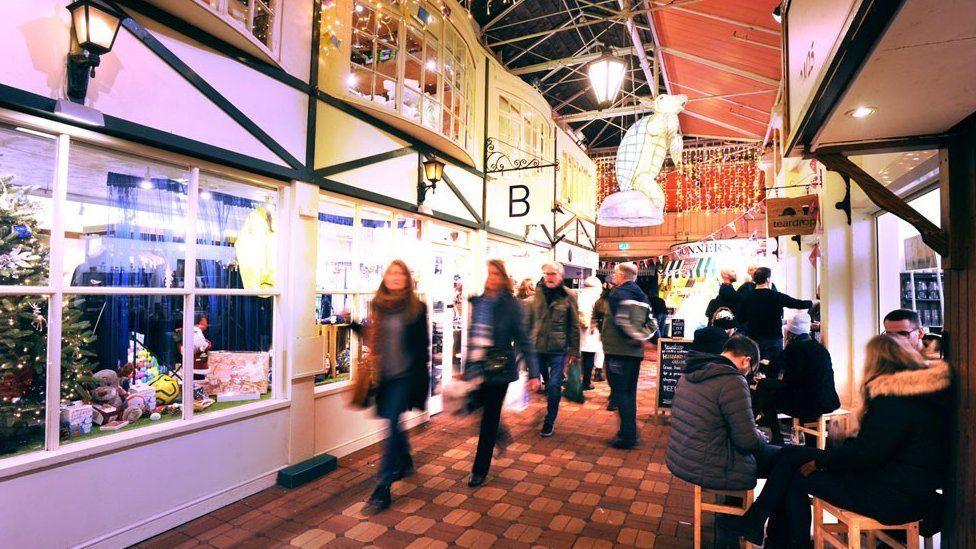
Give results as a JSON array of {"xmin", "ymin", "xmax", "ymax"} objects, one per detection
[
  {"xmin": 671, "ymin": 82, "xmax": 776, "ymax": 117},
  {"xmin": 646, "ymin": 2, "xmax": 781, "ymax": 36},
  {"xmin": 482, "ymin": 0, "xmax": 529, "ymax": 30},
  {"xmin": 659, "ymin": 48, "xmax": 780, "ymax": 86},
  {"xmin": 511, "ymin": 42, "xmax": 657, "ymax": 75},
  {"xmin": 487, "ymin": 14, "xmax": 623, "ymax": 47},
  {"xmin": 556, "ymin": 89, "xmax": 777, "ymax": 123},
  {"xmin": 682, "ymin": 110, "xmax": 762, "ymax": 139},
  {"xmin": 618, "ymin": 0, "xmax": 657, "ymax": 91},
  {"xmin": 505, "ymin": 12, "xmax": 582, "ymax": 66}
]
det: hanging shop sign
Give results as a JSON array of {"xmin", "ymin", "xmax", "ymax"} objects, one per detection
[
  {"xmin": 597, "ymin": 94, "xmax": 687, "ymax": 227},
  {"xmin": 486, "ymin": 179, "xmax": 552, "ymax": 229},
  {"xmin": 767, "ymin": 195, "xmax": 819, "ymax": 237},
  {"xmin": 784, "ymin": 0, "xmax": 862, "ymax": 149},
  {"xmin": 555, "ymin": 241, "xmax": 598, "ymax": 270}
]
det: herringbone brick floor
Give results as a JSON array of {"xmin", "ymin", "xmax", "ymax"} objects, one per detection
[{"xmin": 139, "ymin": 360, "xmax": 713, "ymax": 548}]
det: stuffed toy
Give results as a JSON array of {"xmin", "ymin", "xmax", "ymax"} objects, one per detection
[
  {"xmin": 92, "ymin": 370, "xmax": 125, "ymax": 410},
  {"xmin": 151, "ymin": 374, "xmax": 181, "ymax": 405},
  {"xmin": 122, "ymin": 393, "xmax": 145, "ymax": 422}
]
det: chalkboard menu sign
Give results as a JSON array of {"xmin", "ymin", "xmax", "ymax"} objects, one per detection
[
  {"xmin": 657, "ymin": 338, "xmax": 692, "ymax": 409},
  {"xmin": 670, "ymin": 318, "xmax": 685, "ymax": 338}
]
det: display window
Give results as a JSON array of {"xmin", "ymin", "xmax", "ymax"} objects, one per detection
[
  {"xmin": 0, "ymin": 124, "xmax": 282, "ymax": 460},
  {"xmin": 344, "ymin": 0, "xmax": 474, "ymax": 150},
  {"xmin": 314, "ymin": 196, "xmax": 424, "ymax": 387},
  {"xmin": 877, "ymin": 188, "xmax": 943, "ymax": 330}
]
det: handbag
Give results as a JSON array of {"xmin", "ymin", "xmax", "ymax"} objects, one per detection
[
  {"xmin": 348, "ymin": 355, "xmax": 377, "ymax": 409},
  {"xmin": 482, "ymin": 349, "xmax": 515, "ymax": 382}
]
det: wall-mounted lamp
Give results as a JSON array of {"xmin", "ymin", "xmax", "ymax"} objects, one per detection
[
  {"xmin": 66, "ymin": 0, "xmax": 123, "ymax": 104},
  {"xmin": 417, "ymin": 156, "xmax": 445, "ymax": 214}
]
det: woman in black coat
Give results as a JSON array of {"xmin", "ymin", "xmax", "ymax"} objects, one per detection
[
  {"xmin": 357, "ymin": 260, "xmax": 430, "ymax": 512},
  {"xmin": 724, "ymin": 335, "xmax": 951, "ymax": 546},
  {"xmin": 466, "ymin": 259, "xmax": 540, "ymax": 487}
]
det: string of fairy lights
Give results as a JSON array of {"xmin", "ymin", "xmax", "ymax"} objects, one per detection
[{"xmin": 596, "ymin": 144, "xmax": 765, "ymax": 215}]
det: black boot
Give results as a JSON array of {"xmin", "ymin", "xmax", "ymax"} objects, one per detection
[
  {"xmin": 366, "ymin": 484, "xmax": 392, "ymax": 512},
  {"xmin": 393, "ymin": 454, "xmax": 414, "ymax": 481},
  {"xmin": 715, "ymin": 514, "xmax": 765, "ymax": 546}
]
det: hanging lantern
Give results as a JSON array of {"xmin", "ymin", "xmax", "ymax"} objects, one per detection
[{"xmin": 586, "ymin": 46, "xmax": 626, "ymax": 107}]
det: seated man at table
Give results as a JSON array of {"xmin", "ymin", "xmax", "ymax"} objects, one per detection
[
  {"xmin": 752, "ymin": 312, "xmax": 841, "ymax": 445},
  {"xmin": 667, "ymin": 335, "xmax": 773, "ymax": 490}
]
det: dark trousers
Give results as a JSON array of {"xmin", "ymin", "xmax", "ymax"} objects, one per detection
[
  {"xmin": 377, "ymin": 377, "xmax": 412, "ymax": 486},
  {"xmin": 472, "ymin": 382, "xmax": 509, "ymax": 476},
  {"xmin": 581, "ymin": 352, "xmax": 596, "ymax": 387},
  {"xmin": 605, "ymin": 355, "xmax": 641, "ymax": 442},
  {"xmin": 756, "ymin": 337, "xmax": 784, "ymax": 364},
  {"xmin": 540, "ymin": 353, "xmax": 566, "ymax": 425}
]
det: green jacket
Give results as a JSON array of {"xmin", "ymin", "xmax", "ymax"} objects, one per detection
[{"xmin": 528, "ymin": 285, "xmax": 581, "ymax": 356}]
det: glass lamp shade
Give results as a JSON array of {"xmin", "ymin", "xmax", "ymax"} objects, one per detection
[
  {"xmin": 587, "ymin": 55, "xmax": 626, "ymax": 106},
  {"xmin": 423, "ymin": 158, "xmax": 445, "ymax": 183},
  {"xmin": 68, "ymin": 0, "xmax": 122, "ymax": 55}
]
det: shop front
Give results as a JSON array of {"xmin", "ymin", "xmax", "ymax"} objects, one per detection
[{"xmin": 781, "ymin": 0, "xmax": 976, "ymax": 542}]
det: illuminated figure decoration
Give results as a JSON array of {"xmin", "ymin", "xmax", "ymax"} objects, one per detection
[{"xmin": 597, "ymin": 94, "xmax": 687, "ymax": 227}]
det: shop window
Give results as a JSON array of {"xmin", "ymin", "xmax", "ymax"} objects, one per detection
[
  {"xmin": 496, "ymin": 95, "xmax": 552, "ymax": 174},
  {"xmin": 1, "ymin": 129, "xmax": 282, "ymax": 461},
  {"xmin": 206, "ymin": 0, "xmax": 280, "ymax": 53},
  {"xmin": 65, "ymin": 142, "xmax": 190, "ymax": 289},
  {"xmin": 877, "ymin": 188, "xmax": 943, "ymax": 330},
  {"xmin": 340, "ymin": 1, "xmax": 473, "ymax": 149}
]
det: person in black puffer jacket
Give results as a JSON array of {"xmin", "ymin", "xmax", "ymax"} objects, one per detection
[
  {"xmin": 666, "ymin": 336, "xmax": 770, "ymax": 490},
  {"xmin": 752, "ymin": 312, "xmax": 840, "ymax": 445},
  {"xmin": 723, "ymin": 335, "xmax": 951, "ymax": 547},
  {"xmin": 705, "ymin": 269, "xmax": 740, "ymax": 322}
]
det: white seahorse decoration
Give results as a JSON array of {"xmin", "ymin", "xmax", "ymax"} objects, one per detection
[{"xmin": 597, "ymin": 93, "xmax": 687, "ymax": 227}]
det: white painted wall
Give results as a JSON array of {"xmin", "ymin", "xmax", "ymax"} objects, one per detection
[
  {"xmin": 0, "ymin": 408, "xmax": 290, "ymax": 548},
  {"xmin": 0, "ymin": 1, "xmax": 311, "ymax": 168}
]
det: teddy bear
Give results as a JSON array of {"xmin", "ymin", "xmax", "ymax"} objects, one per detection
[
  {"xmin": 92, "ymin": 370, "xmax": 125, "ymax": 410},
  {"xmin": 598, "ymin": 94, "xmax": 688, "ymax": 228},
  {"xmin": 92, "ymin": 369, "xmax": 145, "ymax": 423}
]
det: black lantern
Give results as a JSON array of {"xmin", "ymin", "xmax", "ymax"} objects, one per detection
[
  {"xmin": 66, "ymin": 0, "xmax": 124, "ymax": 104},
  {"xmin": 586, "ymin": 45, "xmax": 626, "ymax": 107},
  {"xmin": 422, "ymin": 158, "xmax": 445, "ymax": 184},
  {"xmin": 417, "ymin": 157, "xmax": 444, "ymax": 211}
]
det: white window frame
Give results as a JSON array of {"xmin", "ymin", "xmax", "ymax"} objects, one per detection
[
  {"xmin": 346, "ymin": 0, "xmax": 475, "ymax": 151},
  {"xmin": 0, "ymin": 122, "xmax": 286, "ymax": 470},
  {"xmin": 204, "ymin": 0, "xmax": 284, "ymax": 58},
  {"xmin": 313, "ymin": 195, "xmax": 427, "ymax": 392}
]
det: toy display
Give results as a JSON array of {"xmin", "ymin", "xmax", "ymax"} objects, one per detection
[
  {"xmin": 92, "ymin": 370, "xmax": 125, "ymax": 410},
  {"xmin": 205, "ymin": 351, "xmax": 270, "ymax": 396},
  {"xmin": 91, "ymin": 404, "xmax": 119, "ymax": 426},
  {"xmin": 150, "ymin": 374, "xmax": 181, "ymax": 405},
  {"xmin": 60, "ymin": 402, "xmax": 93, "ymax": 437}
]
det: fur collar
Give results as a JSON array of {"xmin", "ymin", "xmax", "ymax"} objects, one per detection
[{"xmin": 865, "ymin": 360, "xmax": 951, "ymax": 399}]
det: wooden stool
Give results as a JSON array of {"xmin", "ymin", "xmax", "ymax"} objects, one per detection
[
  {"xmin": 693, "ymin": 485, "xmax": 754, "ymax": 549},
  {"xmin": 793, "ymin": 408, "xmax": 851, "ymax": 449},
  {"xmin": 814, "ymin": 498, "xmax": 920, "ymax": 549}
]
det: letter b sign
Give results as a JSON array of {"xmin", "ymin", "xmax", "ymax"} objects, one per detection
[{"xmin": 510, "ymin": 184, "xmax": 529, "ymax": 218}]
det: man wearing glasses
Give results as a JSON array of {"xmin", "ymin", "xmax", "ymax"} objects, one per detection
[{"xmin": 882, "ymin": 309, "xmax": 925, "ymax": 351}]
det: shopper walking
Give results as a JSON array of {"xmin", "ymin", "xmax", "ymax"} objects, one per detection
[
  {"xmin": 356, "ymin": 260, "xmax": 430, "ymax": 512},
  {"xmin": 752, "ymin": 312, "xmax": 840, "ymax": 445},
  {"xmin": 736, "ymin": 267, "xmax": 812, "ymax": 362},
  {"xmin": 577, "ymin": 276, "xmax": 604, "ymax": 391},
  {"xmin": 723, "ymin": 335, "xmax": 951, "ymax": 547},
  {"xmin": 600, "ymin": 262, "xmax": 656, "ymax": 449},
  {"xmin": 591, "ymin": 282, "xmax": 613, "ymax": 393},
  {"xmin": 467, "ymin": 260, "xmax": 540, "ymax": 487},
  {"xmin": 527, "ymin": 262, "xmax": 580, "ymax": 437}
]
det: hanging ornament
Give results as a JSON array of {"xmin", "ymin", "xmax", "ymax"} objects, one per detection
[{"xmin": 598, "ymin": 94, "xmax": 687, "ymax": 227}]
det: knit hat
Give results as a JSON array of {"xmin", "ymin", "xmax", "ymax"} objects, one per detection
[
  {"xmin": 711, "ymin": 307, "xmax": 737, "ymax": 330},
  {"xmin": 788, "ymin": 312, "xmax": 812, "ymax": 335}
]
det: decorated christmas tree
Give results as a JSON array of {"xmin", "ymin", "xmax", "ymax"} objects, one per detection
[{"xmin": 0, "ymin": 176, "xmax": 97, "ymax": 454}]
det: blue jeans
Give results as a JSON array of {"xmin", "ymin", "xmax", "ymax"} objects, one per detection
[
  {"xmin": 539, "ymin": 353, "xmax": 566, "ymax": 425},
  {"xmin": 377, "ymin": 377, "xmax": 411, "ymax": 486},
  {"xmin": 605, "ymin": 355, "xmax": 641, "ymax": 442}
]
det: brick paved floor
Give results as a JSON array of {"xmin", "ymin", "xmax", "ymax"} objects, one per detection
[{"xmin": 140, "ymin": 359, "xmax": 718, "ymax": 548}]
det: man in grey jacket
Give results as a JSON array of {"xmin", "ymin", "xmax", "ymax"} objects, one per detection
[{"xmin": 666, "ymin": 335, "xmax": 770, "ymax": 490}]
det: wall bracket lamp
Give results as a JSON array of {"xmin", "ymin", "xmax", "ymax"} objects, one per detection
[
  {"xmin": 417, "ymin": 156, "xmax": 445, "ymax": 209},
  {"xmin": 66, "ymin": 0, "xmax": 123, "ymax": 104}
]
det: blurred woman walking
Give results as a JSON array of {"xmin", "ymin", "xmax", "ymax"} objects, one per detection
[
  {"xmin": 354, "ymin": 260, "xmax": 430, "ymax": 512},
  {"xmin": 466, "ymin": 259, "xmax": 541, "ymax": 487}
]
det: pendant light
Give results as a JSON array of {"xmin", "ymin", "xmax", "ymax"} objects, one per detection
[{"xmin": 586, "ymin": 45, "xmax": 626, "ymax": 107}]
